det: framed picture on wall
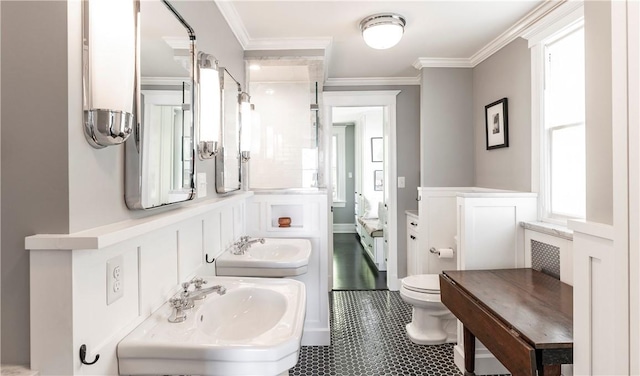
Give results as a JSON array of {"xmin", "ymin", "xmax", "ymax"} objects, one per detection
[
  {"xmin": 371, "ymin": 137, "xmax": 383, "ymax": 162},
  {"xmin": 485, "ymin": 97, "xmax": 509, "ymax": 150},
  {"xmin": 374, "ymin": 170, "xmax": 383, "ymax": 191}
]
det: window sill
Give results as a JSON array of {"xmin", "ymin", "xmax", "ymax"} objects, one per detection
[
  {"xmin": 520, "ymin": 221, "xmax": 573, "ymax": 241},
  {"xmin": 333, "ymin": 201, "xmax": 346, "ymax": 208}
]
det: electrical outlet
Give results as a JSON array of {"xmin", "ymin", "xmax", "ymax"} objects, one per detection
[
  {"xmin": 107, "ymin": 255, "xmax": 124, "ymax": 305},
  {"xmin": 398, "ymin": 176, "xmax": 405, "ymax": 188}
]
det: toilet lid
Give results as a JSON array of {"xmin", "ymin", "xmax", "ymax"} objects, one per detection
[{"xmin": 402, "ymin": 274, "xmax": 441, "ymax": 293}]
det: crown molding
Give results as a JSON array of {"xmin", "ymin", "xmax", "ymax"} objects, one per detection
[
  {"xmin": 468, "ymin": 0, "xmax": 567, "ymax": 66},
  {"xmin": 412, "ymin": 58, "xmax": 473, "ymax": 69},
  {"xmin": 413, "ymin": 0, "xmax": 569, "ymax": 69},
  {"xmin": 215, "ymin": 0, "xmax": 333, "ymax": 53},
  {"xmin": 522, "ymin": 1, "xmax": 584, "ymax": 46},
  {"xmin": 324, "ymin": 76, "xmax": 420, "ymax": 87},
  {"xmin": 214, "ymin": 0, "xmax": 250, "ymax": 49},
  {"xmin": 245, "ymin": 37, "xmax": 333, "ymax": 51}
]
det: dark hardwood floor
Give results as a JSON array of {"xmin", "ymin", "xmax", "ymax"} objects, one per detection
[{"xmin": 332, "ymin": 233, "xmax": 387, "ymax": 290}]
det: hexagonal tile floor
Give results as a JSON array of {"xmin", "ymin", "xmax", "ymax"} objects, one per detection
[{"xmin": 289, "ymin": 290, "xmax": 464, "ymax": 376}]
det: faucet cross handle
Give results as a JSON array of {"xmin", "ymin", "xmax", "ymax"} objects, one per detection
[
  {"xmin": 191, "ymin": 277, "xmax": 207, "ymax": 290},
  {"xmin": 169, "ymin": 297, "xmax": 188, "ymax": 309},
  {"xmin": 240, "ymin": 235, "xmax": 250, "ymax": 243}
]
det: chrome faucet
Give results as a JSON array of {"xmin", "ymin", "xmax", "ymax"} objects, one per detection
[
  {"xmin": 232, "ymin": 236, "xmax": 265, "ymax": 255},
  {"xmin": 168, "ymin": 277, "xmax": 226, "ymax": 323}
]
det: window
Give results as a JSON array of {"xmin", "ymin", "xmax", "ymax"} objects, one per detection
[
  {"xmin": 539, "ymin": 21, "xmax": 585, "ymax": 222},
  {"xmin": 332, "ymin": 126, "xmax": 346, "ymax": 207}
]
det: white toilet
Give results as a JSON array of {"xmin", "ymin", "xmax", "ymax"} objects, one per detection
[{"xmin": 400, "ymin": 274, "xmax": 457, "ymax": 345}]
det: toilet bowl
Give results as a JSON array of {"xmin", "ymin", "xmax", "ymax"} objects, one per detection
[{"xmin": 400, "ymin": 274, "xmax": 457, "ymax": 345}]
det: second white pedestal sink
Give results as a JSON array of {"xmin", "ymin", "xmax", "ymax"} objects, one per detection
[{"xmin": 216, "ymin": 238, "xmax": 311, "ymax": 277}]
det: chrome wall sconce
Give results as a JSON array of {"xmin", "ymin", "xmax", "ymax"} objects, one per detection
[
  {"xmin": 198, "ymin": 52, "xmax": 221, "ymax": 160},
  {"xmin": 360, "ymin": 13, "xmax": 406, "ymax": 50},
  {"xmin": 82, "ymin": 0, "xmax": 138, "ymax": 148}
]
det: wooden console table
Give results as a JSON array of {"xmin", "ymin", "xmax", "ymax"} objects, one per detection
[{"xmin": 440, "ymin": 269, "xmax": 573, "ymax": 376}]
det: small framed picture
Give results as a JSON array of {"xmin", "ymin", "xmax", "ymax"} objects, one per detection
[
  {"xmin": 374, "ymin": 170, "xmax": 383, "ymax": 191},
  {"xmin": 371, "ymin": 137, "xmax": 383, "ymax": 162},
  {"xmin": 485, "ymin": 98, "xmax": 509, "ymax": 150}
]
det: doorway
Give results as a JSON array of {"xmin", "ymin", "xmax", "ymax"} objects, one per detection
[
  {"xmin": 324, "ymin": 91, "xmax": 400, "ymax": 291},
  {"xmin": 331, "ymin": 107, "xmax": 386, "ymax": 290}
]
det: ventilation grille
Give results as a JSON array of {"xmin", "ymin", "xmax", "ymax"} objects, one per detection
[{"xmin": 531, "ymin": 239, "xmax": 560, "ymax": 280}]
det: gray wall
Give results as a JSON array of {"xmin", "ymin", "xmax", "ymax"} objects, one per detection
[
  {"xmin": 420, "ymin": 68, "xmax": 475, "ymax": 187},
  {"xmin": 1, "ymin": 1, "xmax": 71, "ymax": 364},
  {"xmin": 473, "ymin": 38, "xmax": 532, "ymax": 192},
  {"xmin": 324, "ymin": 85, "xmax": 420, "ymax": 278},
  {"xmin": 1, "ymin": 1, "xmax": 244, "ymax": 365},
  {"xmin": 585, "ymin": 1, "xmax": 613, "ymax": 225},
  {"xmin": 333, "ymin": 123, "xmax": 356, "ymax": 224}
]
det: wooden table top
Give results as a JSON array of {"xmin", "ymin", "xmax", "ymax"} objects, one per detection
[{"xmin": 442, "ymin": 268, "xmax": 573, "ymax": 350}]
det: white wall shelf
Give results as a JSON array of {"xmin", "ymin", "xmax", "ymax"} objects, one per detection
[{"xmin": 25, "ymin": 192, "xmax": 253, "ymax": 251}]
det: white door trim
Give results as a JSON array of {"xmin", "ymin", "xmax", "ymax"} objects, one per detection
[
  {"xmin": 621, "ymin": 0, "xmax": 640, "ymax": 372},
  {"xmin": 324, "ymin": 90, "xmax": 401, "ymax": 291}
]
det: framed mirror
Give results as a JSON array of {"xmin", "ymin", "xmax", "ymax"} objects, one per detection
[
  {"xmin": 125, "ymin": 0, "xmax": 196, "ymax": 209},
  {"xmin": 215, "ymin": 68, "xmax": 242, "ymax": 193}
]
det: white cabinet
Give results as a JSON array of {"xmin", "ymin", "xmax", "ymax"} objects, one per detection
[{"xmin": 406, "ymin": 211, "xmax": 419, "ymax": 276}]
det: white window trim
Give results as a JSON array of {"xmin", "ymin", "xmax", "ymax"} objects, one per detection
[
  {"xmin": 528, "ymin": 3, "xmax": 584, "ymax": 225},
  {"xmin": 332, "ymin": 125, "xmax": 347, "ymax": 207}
]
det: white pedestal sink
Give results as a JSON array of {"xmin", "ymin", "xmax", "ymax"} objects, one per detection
[
  {"xmin": 117, "ymin": 277, "xmax": 306, "ymax": 376},
  {"xmin": 216, "ymin": 238, "xmax": 311, "ymax": 277}
]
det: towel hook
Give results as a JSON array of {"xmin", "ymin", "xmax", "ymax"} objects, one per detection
[
  {"xmin": 79, "ymin": 344, "xmax": 99, "ymax": 366},
  {"xmin": 205, "ymin": 254, "xmax": 214, "ymax": 264}
]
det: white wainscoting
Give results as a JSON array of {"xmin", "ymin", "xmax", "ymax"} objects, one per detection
[
  {"xmin": 569, "ymin": 220, "xmax": 627, "ymax": 376},
  {"xmin": 454, "ymin": 191, "xmax": 538, "ymax": 375},
  {"xmin": 246, "ymin": 192, "xmax": 331, "ymax": 346},
  {"xmin": 416, "ymin": 187, "xmax": 537, "ymax": 374},
  {"xmin": 27, "ymin": 193, "xmax": 250, "ymax": 376}
]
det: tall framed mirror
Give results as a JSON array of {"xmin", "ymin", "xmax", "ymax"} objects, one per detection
[
  {"xmin": 215, "ymin": 68, "xmax": 242, "ymax": 193},
  {"xmin": 125, "ymin": 0, "xmax": 196, "ymax": 209}
]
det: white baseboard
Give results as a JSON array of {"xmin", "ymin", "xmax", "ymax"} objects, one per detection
[
  {"xmin": 301, "ymin": 327, "xmax": 331, "ymax": 346},
  {"xmin": 454, "ymin": 344, "xmax": 508, "ymax": 375},
  {"xmin": 333, "ymin": 223, "xmax": 356, "ymax": 233}
]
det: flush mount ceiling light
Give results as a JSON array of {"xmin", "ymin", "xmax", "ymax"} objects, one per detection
[{"xmin": 360, "ymin": 13, "xmax": 406, "ymax": 50}]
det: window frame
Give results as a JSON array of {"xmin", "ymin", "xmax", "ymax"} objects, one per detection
[{"xmin": 529, "ymin": 5, "xmax": 585, "ymax": 225}]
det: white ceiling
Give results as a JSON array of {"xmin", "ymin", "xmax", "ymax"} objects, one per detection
[{"xmin": 218, "ymin": 0, "xmax": 549, "ymax": 80}]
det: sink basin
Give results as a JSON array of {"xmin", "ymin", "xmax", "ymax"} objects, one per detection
[
  {"xmin": 117, "ymin": 277, "xmax": 306, "ymax": 376},
  {"xmin": 216, "ymin": 238, "xmax": 311, "ymax": 277}
]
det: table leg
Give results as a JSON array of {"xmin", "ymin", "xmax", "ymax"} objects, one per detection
[
  {"xmin": 538, "ymin": 364, "xmax": 561, "ymax": 376},
  {"xmin": 463, "ymin": 326, "xmax": 476, "ymax": 376}
]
